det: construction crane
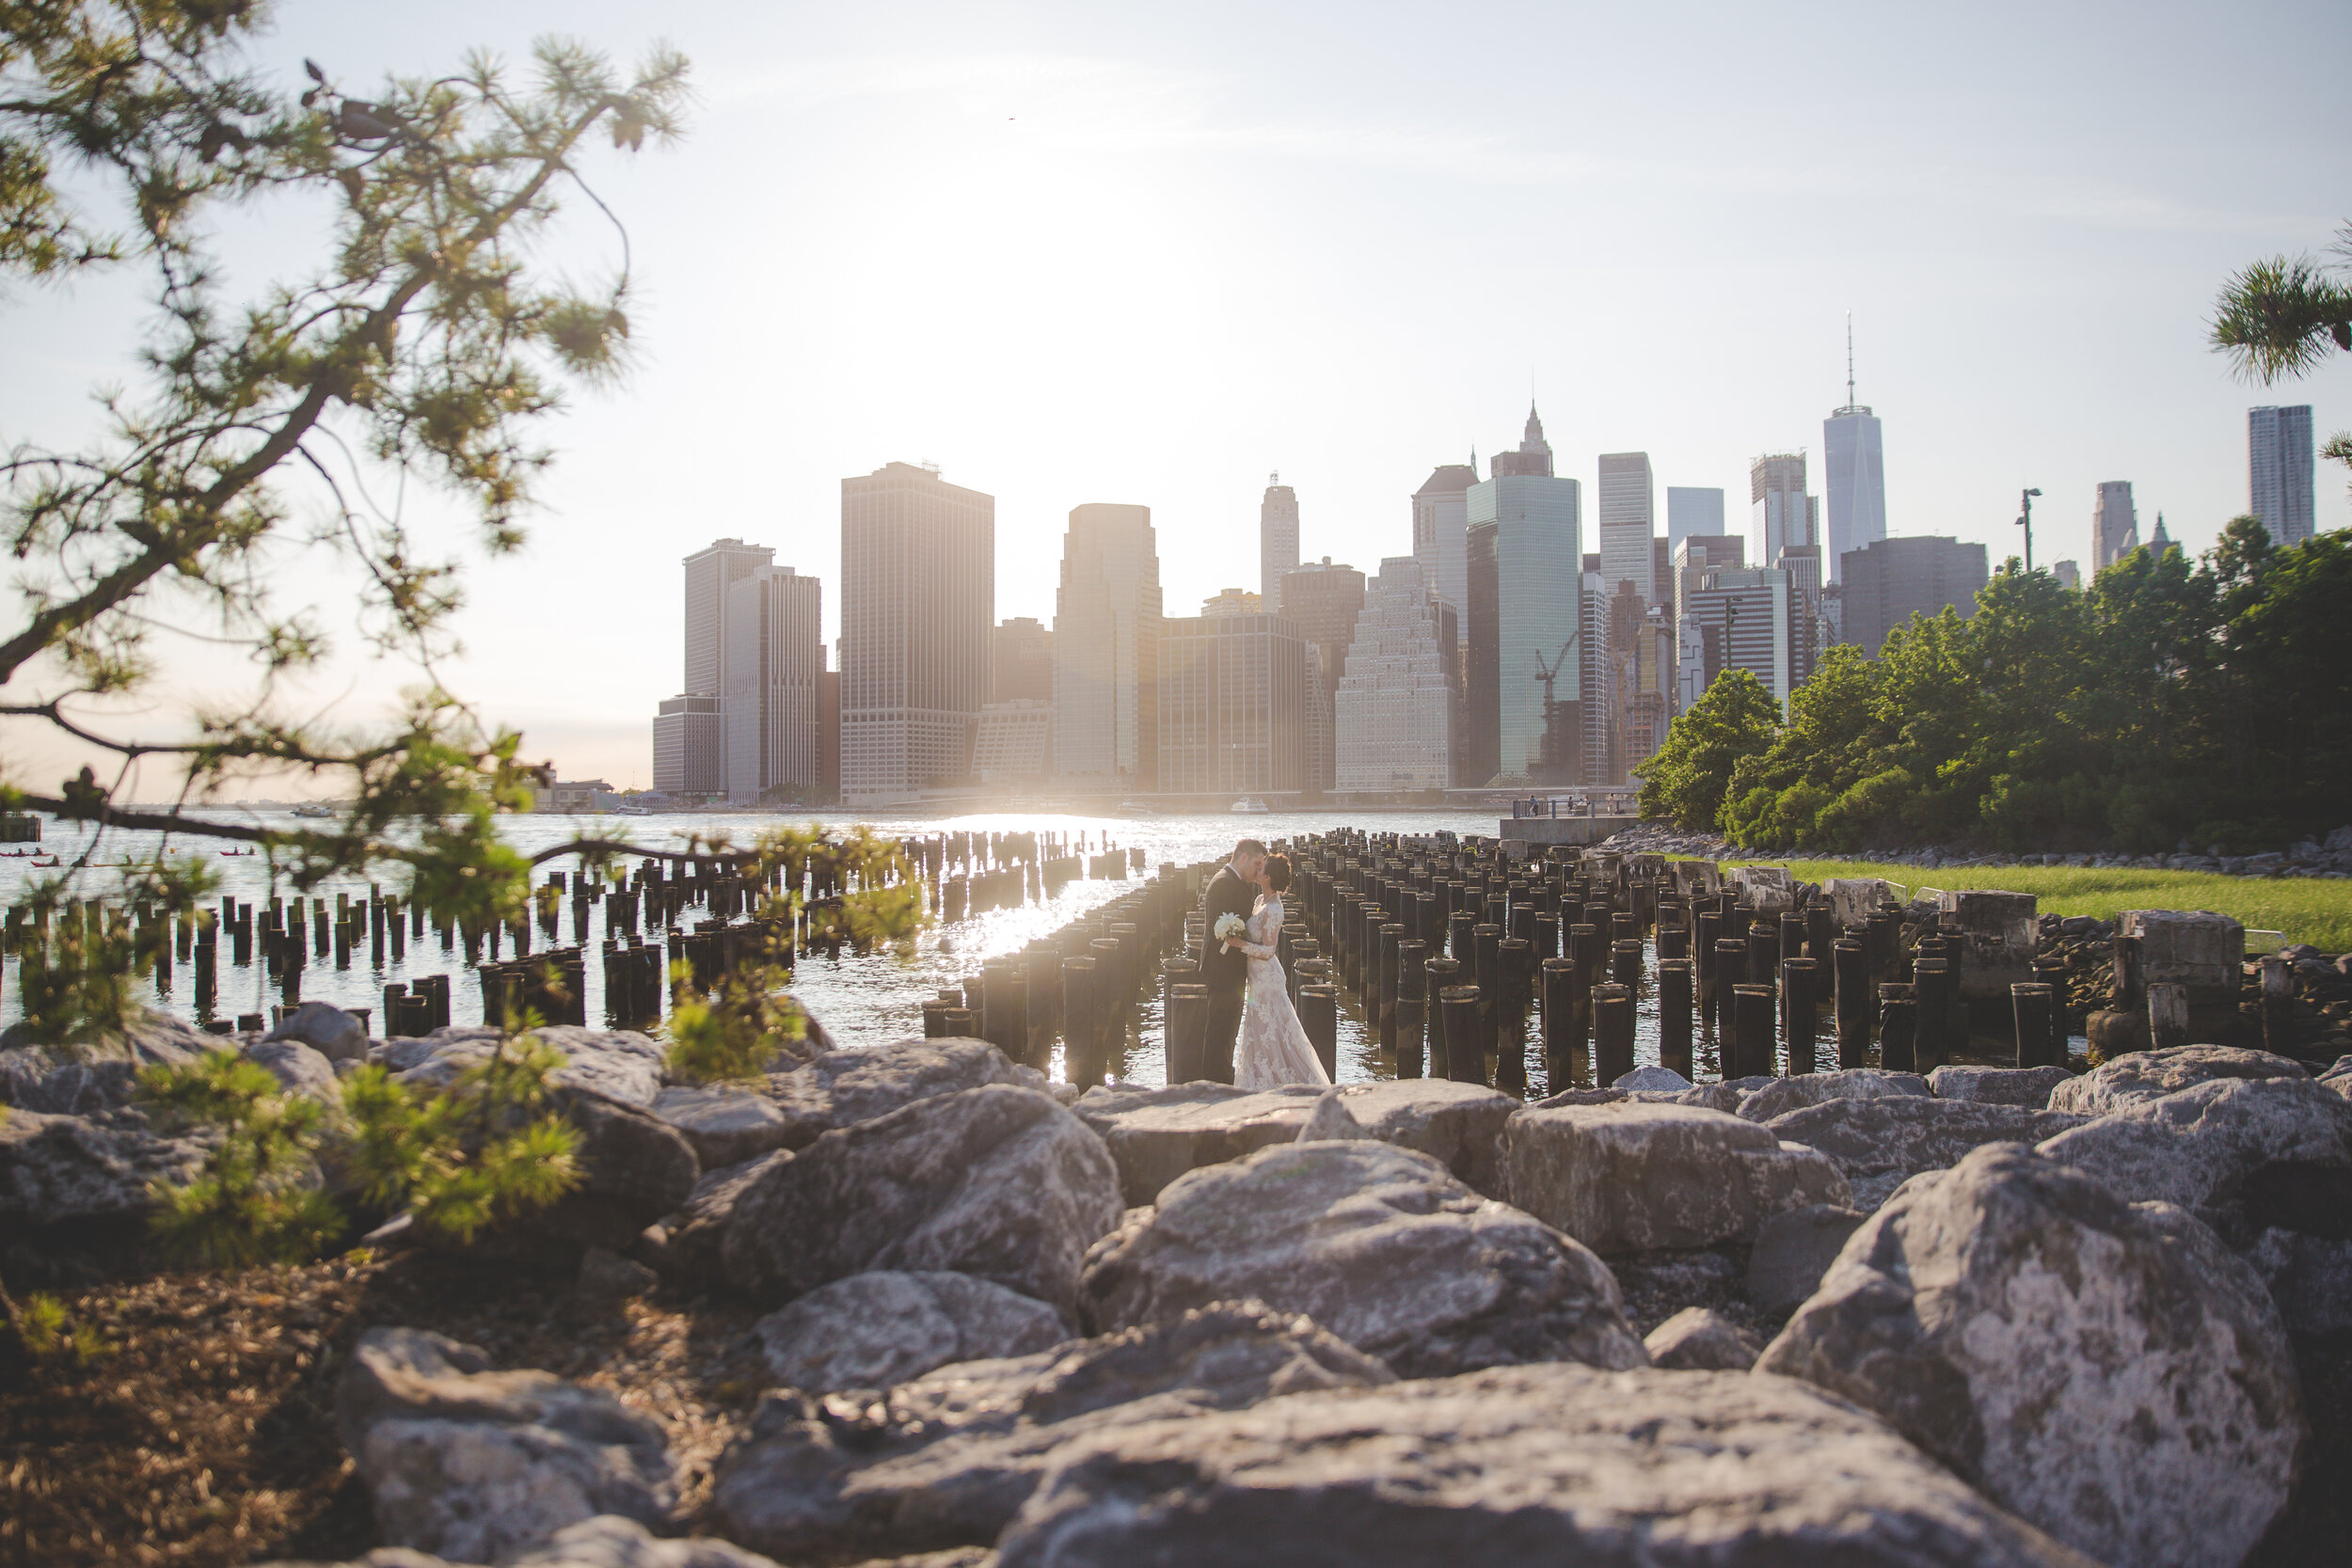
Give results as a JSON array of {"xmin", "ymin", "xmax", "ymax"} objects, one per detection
[{"xmin": 1533, "ymin": 633, "xmax": 1581, "ymax": 784}]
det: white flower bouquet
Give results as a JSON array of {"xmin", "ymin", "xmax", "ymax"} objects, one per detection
[{"xmin": 1213, "ymin": 912, "xmax": 1248, "ymax": 944}]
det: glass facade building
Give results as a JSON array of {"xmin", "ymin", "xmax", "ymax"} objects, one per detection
[{"xmin": 1465, "ymin": 470, "xmax": 1581, "ymax": 784}]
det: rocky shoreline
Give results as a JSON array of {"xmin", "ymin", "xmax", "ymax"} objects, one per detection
[{"xmin": 1602, "ymin": 820, "xmax": 2352, "ymax": 879}]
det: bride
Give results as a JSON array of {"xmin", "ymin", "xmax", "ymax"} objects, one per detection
[{"xmin": 1221, "ymin": 852, "xmax": 1332, "ymax": 1089}]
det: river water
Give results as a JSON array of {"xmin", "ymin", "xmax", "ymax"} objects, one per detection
[{"xmin": 0, "ymin": 807, "xmax": 1706, "ymax": 1093}]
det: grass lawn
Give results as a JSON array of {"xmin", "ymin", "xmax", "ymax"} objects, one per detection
[{"xmin": 1710, "ymin": 856, "xmax": 2352, "ymax": 952}]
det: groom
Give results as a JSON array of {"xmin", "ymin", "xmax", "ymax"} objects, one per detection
[{"xmin": 1192, "ymin": 838, "xmax": 1266, "ymax": 1085}]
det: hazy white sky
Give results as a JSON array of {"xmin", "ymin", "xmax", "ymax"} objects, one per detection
[{"xmin": 8, "ymin": 0, "xmax": 2350, "ymax": 792}]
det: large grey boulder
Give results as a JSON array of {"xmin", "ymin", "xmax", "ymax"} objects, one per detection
[
  {"xmin": 1072, "ymin": 1077, "xmax": 1517, "ymax": 1204},
  {"xmin": 0, "ymin": 1005, "xmax": 212, "ymax": 1063},
  {"xmin": 1762, "ymin": 1097, "xmax": 2087, "ymax": 1212},
  {"xmin": 990, "ymin": 1363, "xmax": 2100, "ymax": 1567},
  {"xmin": 1736, "ymin": 1068, "xmax": 1930, "ymax": 1123},
  {"xmin": 0, "ymin": 1007, "xmax": 213, "ymax": 1112},
  {"xmin": 762, "ymin": 1038, "xmax": 1053, "ymax": 1150},
  {"xmin": 1612, "ymin": 1065, "xmax": 1692, "ymax": 1092},
  {"xmin": 2047, "ymin": 1044, "xmax": 2305, "ymax": 1117},
  {"xmin": 1503, "ymin": 1101, "xmax": 1848, "ymax": 1253},
  {"xmin": 1076, "ymin": 1139, "xmax": 1645, "ymax": 1378},
  {"xmin": 1643, "ymin": 1307, "xmax": 1758, "ymax": 1370},
  {"xmin": 0, "ymin": 1107, "xmax": 209, "ymax": 1272},
  {"xmin": 256, "ymin": 1513, "xmax": 791, "ymax": 1567},
  {"xmin": 337, "ymin": 1327, "xmax": 675, "ymax": 1563},
  {"xmin": 711, "ymin": 1299, "xmax": 1391, "ymax": 1563},
  {"xmin": 753, "ymin": 1271, "xmax": 1070, "ymax": 1393},
  {"xmin": 721, "ymin": 1085, "xmax": 1120, "ymax": 1314},
  {"xmin": 266, "ymin": 1000, "xmax": 368, "ymax": 1063},
  {"xmin": 650, "ymin": 1085, "xmax": 794, "ymax": 1169},
  {"xmin": 1757, "ymin": 1144, "xmax": 2302, "ymax": 1568},
  {"xmin": 644, "ymin": 1152, "xmax": 784, "ymax": 1288},
  {"xmin": 243, "ymin": 1038, "xmax": 340, "ymax": 1102},
  {"xmin": 377, "ymin": 1026, "xmax": 666, "ymax": 1109},
  {"xmin": 1929, "ymin": 1064, "xmax": 2074, "ymax": 1107},
  {"xmin": 534, "ymin": 1086, "xmax": 700, "ymax": 1251},
  {"xmin": 1747, "ymin": 1203, "xmax": 1867, "ymax": 1315}
]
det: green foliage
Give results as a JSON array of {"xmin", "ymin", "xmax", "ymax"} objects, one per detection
[
  {"xmin": 338, "ymin": 1033, "xmax": 580, "ymax": 1243},
  {"xmin": 19, "ymin": 1291, "xmax": 107, "ymax": 1367},
  {"xmin": 139, "ymin": 1053, "xmax": 342, "ymax": 1269},
  {"xmin": 665, "ymin": 959, "xmax": 806, "ymax": 1085},
  {"xmin": 1647, "ymin": 531, "xmax": 2352, "ymax": 854},
  {"xmin": 2211, "ymin": 221, "xmax": 2352, "ymax": 497},
  {"xmin": 1634, "ymin": 669, "xmax": 1779, "ymax": 831}
]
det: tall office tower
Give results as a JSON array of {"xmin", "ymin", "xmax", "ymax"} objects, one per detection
[
  {"xmin": 1750, "ymin": 453, "xmax": 1814, "ymax": 568},
  {"xmin": 2093, "ymin": 481, "xmax": 2138, "ymax": 569},
  {"xmin": 2051, "ymin": 560, "xmax": 2081, "ymax": 593},
  {"xmin": 1672, "ymin": 534, "xmax": 1744, "ymax": 641},
  {"xmin": 651, "ymin": 694, "xmax": 723, "ymax": 795},
  {"xmin": 1682, "ymin": 566, "xmax": 1795, "ymax": 704},
  {"xmin": 1260, "ymin": 475, "xmax": 1299, "ymax": 603},
  {"xmin": 1411, "ymin": 460, "xmax": 1478, "ymax": 649},
  {"xmin": 1334, "ymin": 557, "xmax": 1453, "ymax": 793},
  {"xmin": 1462, "ymin": 524, "xmax": 1502, "ymax": 786},
  {"xmin": 1279, "ymin": 558, "xmax": 1367, "ymax": 795},
  {"xmin": 1577, "ymin": 571, "xmax": 1613, "ymax": 784},
  {"xmin": 1777, "ymin": 543, "xmax": 1823, "ymax": 688},
  {"xmin": 1051, "ymin": 503, "xmax": 1161, "ymax": 789},
  {"xmin": 1838, "ymin": 536, "xmax": 1989, "ymax": 657},
  {"xmin": 839, "ymin": 461, "xmax": 993, "ymax": 804},
  {"xmin": 1156, "ymin": 613, "xmax": 1308, "ymax": 796},
  {"xmin": 1594, "ymin": 582, "xmax": 1672, "ymax": 783},
  {"xmin": 723, "ymin": 565, "xmax": 824, "ymax": 801},
  {"xmin": 1824, "ymin": 329, "xmax": 1886, "ymax": 585},
  {"xmin": 2249, "ymin": 405, "xmax": 2316, "ymax": 546},
  {"xmin": 1491, "ymin": 404, "xmax": 1555, "ymax": 478},
  {"xmin": 991, "ymin": 617, "xmax": 1055, "ymax": 703},
  {"xmin": 973, "ymin": 701, "xmax": 1053, "ymax": 785},
  {"xmin": 1463, "ymin": 425, "xmax": 1581, "ymax": 785},
  {"xmin": 1200, "ymin": 588, "xmax": 1262, "ymax": 617},
  {"xmin": 818, "ymin": 652, "xmax": 839, "ymax": 802},
  {"xmin": 1666, "ymin": 486, "xmax": 1725, "ymax": 547},
  {"xmin": 682, "ymin": 538, "xmax": 776, "ymax": 700},
  {"xmin": 1597, "ymin": 451, "xmax": 1657, "ymax": 602}
]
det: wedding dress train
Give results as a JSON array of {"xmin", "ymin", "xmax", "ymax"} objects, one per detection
[{"xmin": 1229, "ymin": 894, "xmax": 1332, "ymax": 1089}]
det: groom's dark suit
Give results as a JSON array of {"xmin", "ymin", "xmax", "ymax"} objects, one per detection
[{"xmin": 1195, "ymin": 863, "xmax": 1257, "ymax": 1085}]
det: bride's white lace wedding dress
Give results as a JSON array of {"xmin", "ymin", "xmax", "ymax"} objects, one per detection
[{"xmin": 1229, "ymin": 893, "xmax": 1332, "ymax": 1090}]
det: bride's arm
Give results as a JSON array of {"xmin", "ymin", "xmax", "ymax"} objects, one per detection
[{"xmin": 1229, "ymin": 902, "xmax": 1279, "ymax": 959}]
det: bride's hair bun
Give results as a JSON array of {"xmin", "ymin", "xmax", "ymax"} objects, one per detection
[{"xmin": 1263, "ymin": 852, "xmax": 1294, "ymax": 892}]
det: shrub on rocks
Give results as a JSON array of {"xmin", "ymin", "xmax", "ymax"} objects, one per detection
[
  {"xmin": 753, "ymin": 1270, "xmax": 1071, "ymax": 1393},
  {"xmin": 987, "ymin": 1363, "xmax": 2100, "ymax": 1566},
  {"xmin": 1076, "ymin": 1139, "xmax": 1645, "ymax": 1378},
  {"xmin": 335, "ymin": 1327, "xmax": 675, "ymax": 1563},
  {"xmin": 711, "ymin": 1299, "xmax": 1391, "ymax": 1563},
  {"xmin": 1757, "ymin": 1144, "xmax": 2302, "ymax": 1568},
  {"xmin": 720, "ymin": 1085, "xmax": 1120, "ymax": 1314},
  {"xmin": 1503, "ymin": 1101, "xmax": 1848, "ymax": 1253}
]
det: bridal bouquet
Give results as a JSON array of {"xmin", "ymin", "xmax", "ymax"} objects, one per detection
[{"xmin": 1213, "ymin": 912, "xmax": 1248, "ymax": 944}]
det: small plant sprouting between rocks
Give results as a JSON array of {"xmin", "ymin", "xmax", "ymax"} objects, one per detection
[
  {"xmin": 665, "ymin": 960, "xmax": 808, "ymax": 1085},
  {"xmin": 136, "ymin": 1029, "xmax": 582, "ymax": 1267}
]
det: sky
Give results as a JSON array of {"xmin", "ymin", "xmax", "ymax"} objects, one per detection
[{"xmin": 7, "ymin": 0, "xmax": 2351, "ymax": 794}]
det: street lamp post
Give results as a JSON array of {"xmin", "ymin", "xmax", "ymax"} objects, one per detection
[{"xmin": 2016, "ymin": 487, "xmax": 2042, "ymax": 572}]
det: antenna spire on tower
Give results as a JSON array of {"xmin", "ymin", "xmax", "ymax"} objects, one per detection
[{"xmin": 1846, "ymin": 311, "xmax": 1855, "ymax": 408}]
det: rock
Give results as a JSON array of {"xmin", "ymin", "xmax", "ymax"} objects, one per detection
[
  {"xmin": 1293, "ymin": 1088, "xmax": 1371, "ymax": 1142},
  {"xmin": 0, "ymin": 1007, "xmax": 214, "ymax": 1112},
  {"xmin": 1612, "ymin": 1065, "xmax": 1692, "ymax": 1092},
  {"xmin": 337, "ymin": 1327, "xmax": 675, "ymax": 1563},
  {"xmin": 2035, "ymin": 1073, "xmax": 2352, "ymax": 1237},
  {"xmin": 533, "ymin": 1086, "xmax": 700, "ymax": 1252},
  {"xmin": 1643, "ymin": 1307, "xmax": 1759, "ymax": 1370},
  {"xmin": 1503, "ymin": 1101, "xmax": 1849, "ymax": 1253},
  {"xmin": 379, "ymin": 1026, "xmax": 666, "ymax": 1109},
  {"xmin": 575, "ymin": 1246, "xmax": 658, "ymax": 1308},
  {"xmin": 1073, "ymin": 1078, "xmax": 1517, "ymax": 1204},
  {"xmin": 266, "ymin": 1000, "xmax": 368, "ymax": 1062},
  {"xmin": 1927, "ymin": 1064, "xmax": 2073, "ymax": 1107},
  {"xmin": 2247, "ymin": 1227, "xmax": 2352, "ymax": 1336},
  {"xmin": 753, "ymin": 1272, "xmax": 1070, "ymax": 1393},
  {"xmin": 1607, "ymin": 1247, "xmax": 1745, "ymax": 1335},
  {"xmin": 508, "ymin": 1513, "xmax": 790, "ymax": 1566},
  {"xmin": 763, "ymin": 1039, "xmax": 1054, "ymax": 1150},
  {"xmin": 0, "ymin": 1006, "xmax": 212, "ymax": 1064},
  {"xmin": 2084, "ymin": 1008, "xmax": 2149, "ymax": 1059},
  {"xmin": 1745, "ymin": 1207, "xmax": 1860, "ymax": 1317},
  {"xmin": 0, "ymin": 1108, "xmax": 210, "ymax": 1276},
  {"xmin": 990, "ymin": 1363, "xmax": 2098, "ymax": 1567},
  {"xmin": 711, "ymin": 1299, "xmax": 1391, "ymax": 1564},
  {"xmin": 1076, "ymin": 1139, "xmax": 1645, "ymax": 1378},
  {"xmin": 243, "ymin": 1038, "xmax": 341, "ymax": 1102},
  {"xmin": 650, "ymin": 1086, "xmax": 794, "ymax": 1168},
  {"xmin": 1757, "ymin": 1144, "xmax": 2299, "ymax": 1568},
  {"xmin": 2047, "ymin": 1043, "xmax": 2307, "ymax": 1116},
  {"xmin": 1761, "ymin": 1097, "xmax": 2087, "ymax": 1213},
  {"xmin": 1736, "ymin": 1068, "xmax": 1931, "ymax": 1123},
  {"xmin": 2322, "ymin": 1053, "xmax": 2352, "ymax": 1099},
  {"xmin": 644, "ymin": 1152, "xmax": 785, "ymax": 1288},
  {"xmin": 722, "ymin": 1085, "xmax": 1120, "ymax": 1315}
]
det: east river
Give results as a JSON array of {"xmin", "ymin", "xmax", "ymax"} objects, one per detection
[{"xmin": 0, "ymin": 808, "xmax": 1712, "ymax": 1094}]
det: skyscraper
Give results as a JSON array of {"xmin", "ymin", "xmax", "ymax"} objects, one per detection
[
  {"xmin": 1051, "ymin": 503, "xmax": 1161, "ymax": 789},
  {"xmin": 991, "ymin": 617, "xmax": 1055, "ymax": 704},
  {"xmin": 681, "ymin": 538, "xmax": 774, "ymax": 703},
  {"xmin": 2093, "ymin": 481, "xmax": 2138, "ymax": 570},
  {"xmin": 1464, "ymin": 409, "xmax": 1581, "ymax": 785},
  {"xmin": 1840, "ymin": 536, "xmax": 1988, "ymax": 657},
  {"xmin": 1410, "ymin": 460, "xmax": 1478, "ymax": 649},
  {"xmin": 723, "ymin": 565, "xmax": 824, "ymax": 801},
  {"xmin": 1665, "ymin": 487, "xmax": 1724, "ymax": 548},
  {"xmin": 651, "ymin": 694, "xmax": 722, "ymax": 796},
  {"xmin": 1597, "ymin": 451, "xmax": 1657, "ymax": 603},
  {"xmin": 1823, "ymin": 322, "xmax": 1886, "ymax": 585},
  {"xmin": 1334, "ymin": 557, "xmax": 1453, "ymax": 793},
  {"xmin": 2249, "ymin": 405, "xmax": 2316, "ymax": 546},
  {"xmin": 1750, "ymin": 453, "xmax": 1815, "ymax": 568},
  {"xmin": 1156, "ymin": 613, "xmax": 1308, "ymax": 797},
  {"xmin": 839, "ymin": 462, "xmax": 994, "ymax": 804},
  {"xmin": 1278, "ymin": 558, "xmax": 1367, "ymax": 796},
  {"xmin": 1259, "ymin": 475, "xmax": 1299, "ymax": 603},
  {"xmin": 1682, "ymin": 566, "xmax": 1795, "ymax": 704}
]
